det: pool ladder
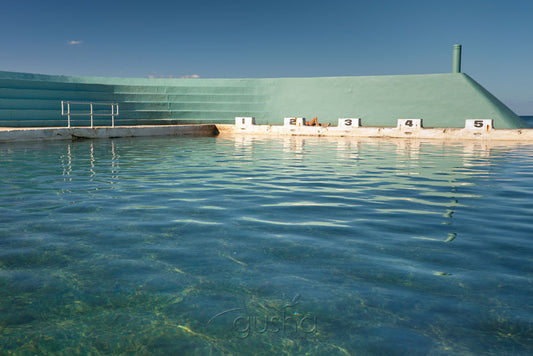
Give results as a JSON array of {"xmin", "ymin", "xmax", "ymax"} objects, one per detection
[{"xmin": 61, "ymin": 101, "xmax": 119, "ymax": 128}]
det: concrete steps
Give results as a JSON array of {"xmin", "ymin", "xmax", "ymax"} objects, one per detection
[
  {"xmin": 0, "ymin": 87, "xmax": 113, "ymax": 101},
  {"xmin": 112, "ymin": 84, "xmax": 264, "ymax": 125},
  {"xmin": 0, "ymin": 74, "xmax": 266, "ymax": 127},
  {"xmin": 0, "ymin": 77, "xmax": 116, "ymax": 126}
]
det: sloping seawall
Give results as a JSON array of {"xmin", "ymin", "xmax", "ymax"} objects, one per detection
[{"xmin": 0, "ymin": 70, "xmax": 527, "ymax": 129}]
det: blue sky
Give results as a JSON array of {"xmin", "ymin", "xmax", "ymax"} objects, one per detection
[{"xmin": 1, "ymin": 0, "xmax": 532, "ymax": 114}]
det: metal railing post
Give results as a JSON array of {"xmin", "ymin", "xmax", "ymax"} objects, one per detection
[
  {"xmin": 67, "ymin": 101, "xmax": 71, "ymax": 128},
  {"xmin": 90, "ymin": 102, "xmax": 94, "ymax": 128},
  {"xmin": 111, "ymin": 104, "xmax": 115, "ymax": 128},
  {"xmin": 61, "ymin": 101, "xmax": 70, "ymax": 128}
]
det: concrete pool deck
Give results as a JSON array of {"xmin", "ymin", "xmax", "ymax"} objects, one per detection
[
  {"xmin": 215, "ymin": 124, "xmax": 533, "ymax": 141},
  {"xmin": 1, "ymin": 124, "xmax": 533, "ymax": 142},
  {"xmin": 0, "ymin": 124, "xmax": 219, "ymax": 142}
]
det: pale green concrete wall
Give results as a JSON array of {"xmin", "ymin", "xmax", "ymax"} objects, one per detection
[
  {"xmin": 259, "ymin": 73, "xmax": 526, "ymax": 128},
  {"xmin": 0, "ymin": 70, "xmax": 527, "ymax": 128}
]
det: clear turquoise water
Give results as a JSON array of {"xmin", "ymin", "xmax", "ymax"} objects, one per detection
[{"xmin": 1, "ymin": 136, "xmax": 532, "ymax": 355}]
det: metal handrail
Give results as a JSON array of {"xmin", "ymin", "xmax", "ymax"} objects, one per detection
[{"xmin": 61, "ymin": 101, "xmax": 119, "ymax": 128}]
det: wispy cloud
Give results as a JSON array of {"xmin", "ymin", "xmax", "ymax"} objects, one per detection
[
  {"xmin": 67, "ymin": 40, "xmax": 83, "ymax": 46},
  {"xmin": 148, "ymin": 73, "xmax": 200, "ymax": 79}
]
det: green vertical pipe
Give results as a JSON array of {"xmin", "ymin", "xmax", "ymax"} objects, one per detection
[{"xmin": 453, "ymin": 44, "xmax": 462, "ymax": 73}]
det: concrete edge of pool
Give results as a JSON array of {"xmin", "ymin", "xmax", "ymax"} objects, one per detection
[
  {"xmin": 2, "ymin": 124, "xmax": 533, "ymax": 142},
  {"xmin": 215, "ymin": 124, "xmax": 533, "ymax": 142},
  {"xmin": 0, "ymin": 124, "xmax": 219, "ymax": 142}
]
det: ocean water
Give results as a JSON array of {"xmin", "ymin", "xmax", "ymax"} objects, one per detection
[
  {"xmin": 520, "ymin": 115, "xmax": 533, "ymax": 128},
  {"xmin": 0, "ymin": 135, "xmax": 532, "ymax": 355}
]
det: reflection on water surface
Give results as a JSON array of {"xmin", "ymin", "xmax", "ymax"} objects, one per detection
[{"xmin": 0, "ymin": 136, "xmax": 532, "ymax": 354}]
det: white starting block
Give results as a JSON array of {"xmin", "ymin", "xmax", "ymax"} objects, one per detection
[
  {"xmin": 284, "ymin": 117, "xmax": 306, "ymax": 127},
  {"xmin": 397, "ymin": 119, "xmax": 423, "ymax": 130},
  {"xmin": 338, "ymin": 118, "xmax": 361, "ymax": 128},
  {"xmin": 235, "ymin": 117, "xmax": 255, "ymax": 128},
  {"xmin": 465, "ymin": 119, "xmax": 493, "ymax": 130}
]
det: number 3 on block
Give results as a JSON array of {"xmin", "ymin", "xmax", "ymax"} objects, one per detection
[{"xmin": 338, "ymin": 118, "xmax": 361, "ymax": 128}]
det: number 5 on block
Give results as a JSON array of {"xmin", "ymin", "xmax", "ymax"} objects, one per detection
[{"xmin": 465, "ymin": 119, "xmax": 493, "ymax": 130}]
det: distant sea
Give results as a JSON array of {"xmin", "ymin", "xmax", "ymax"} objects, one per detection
[{"xmin": 521, "ymin": 115, "xmax": 533, "ymax": 127}]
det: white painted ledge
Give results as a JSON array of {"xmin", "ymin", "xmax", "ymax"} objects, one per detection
[{"xmin": 216, "ymin": 124, "xmax": 533, "ymax": 141}]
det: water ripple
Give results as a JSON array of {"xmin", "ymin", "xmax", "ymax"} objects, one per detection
[{"xmin": 1, "ymin": 137, "xmax": 532, "ymax": 354}]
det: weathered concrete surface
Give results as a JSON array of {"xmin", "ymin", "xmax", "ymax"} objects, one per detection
[
  {"xmin": 216, "ymin": 124, "xmax": 533, "ymax": 141},
  {"xmin": 2, "ymin": 123, "xmax": 533, "ymax": 142},
  {"xmin": 0, "ymin": 124, "xmax": 218, "ymax": 142}
]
